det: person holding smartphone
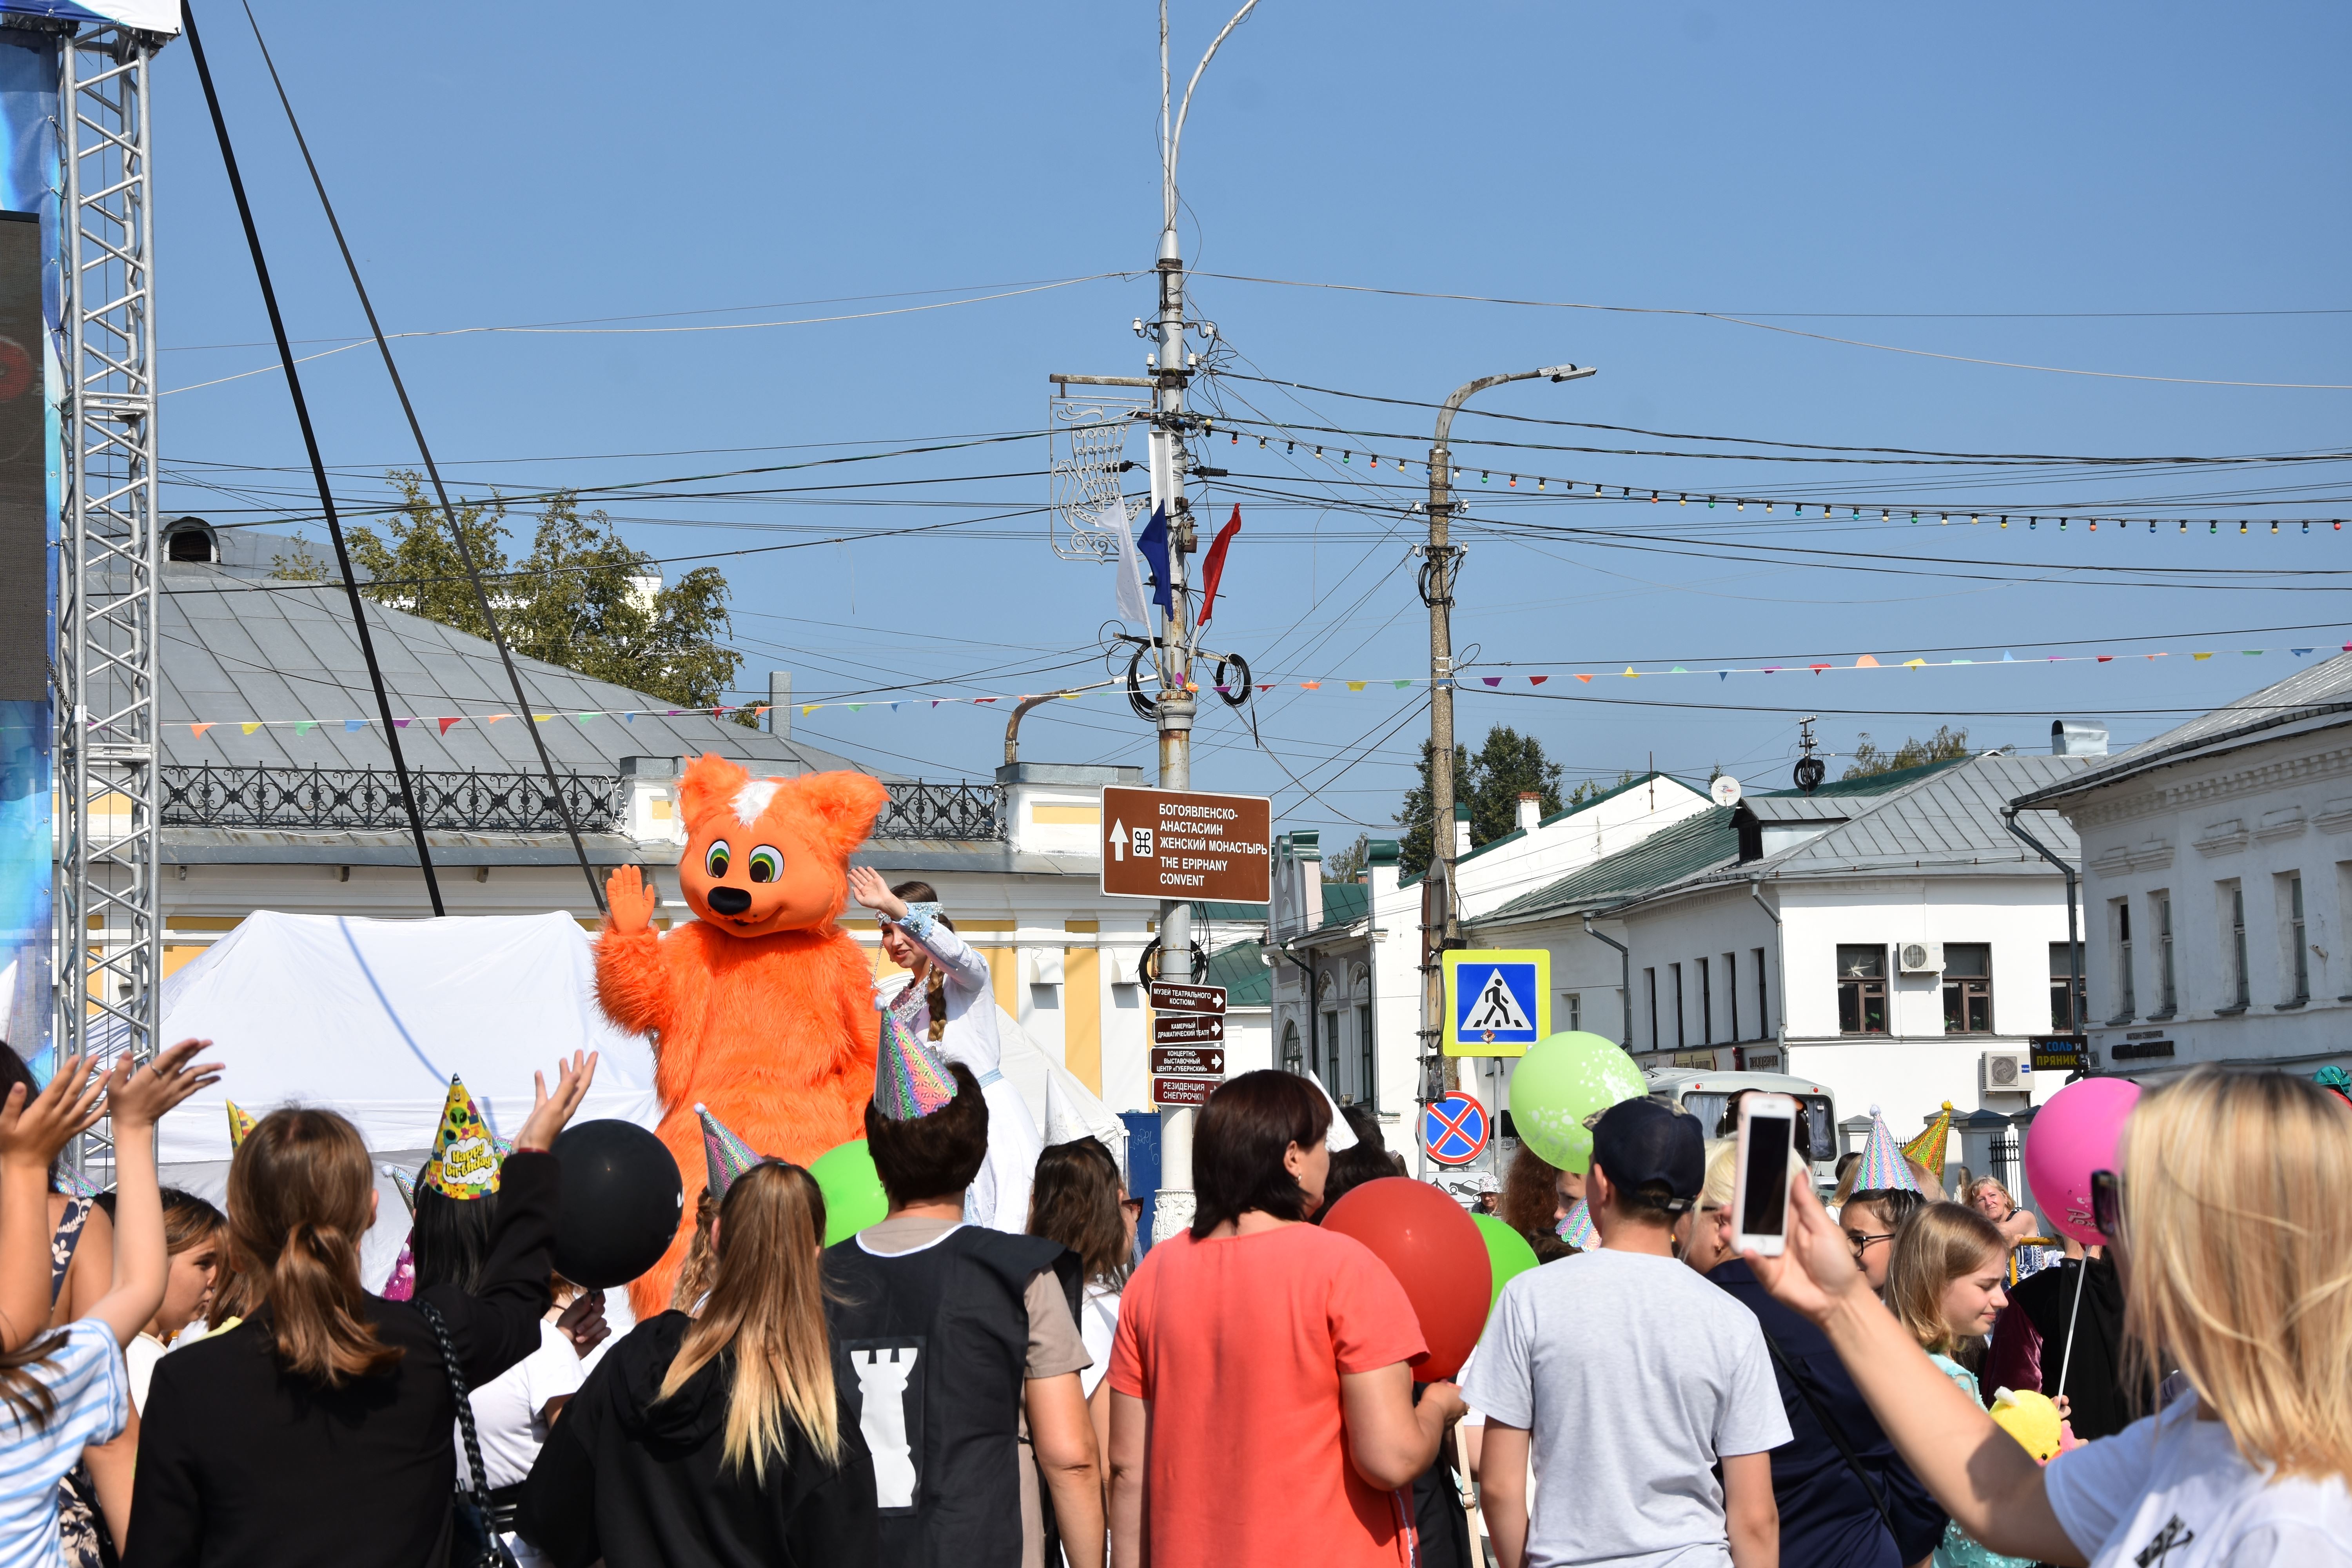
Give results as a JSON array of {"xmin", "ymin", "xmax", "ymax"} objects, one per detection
[{"xmin": 1467, "ymin": 1098, "xmax": 1789, "ymax": 1568}]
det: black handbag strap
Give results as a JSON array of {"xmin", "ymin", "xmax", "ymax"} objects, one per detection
[
  {"xmin": 416, "ymin": 1301, "xmax": 494, "ymax": 1503},
  {"xmin": 1757, "ymin": 1327, "xmax": 1899, "ymax": 1540}
]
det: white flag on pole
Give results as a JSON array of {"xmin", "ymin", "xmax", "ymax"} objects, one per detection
[{"xmin": 1105, "ymin": 503, "xmax": 1149, "ymax": 624}]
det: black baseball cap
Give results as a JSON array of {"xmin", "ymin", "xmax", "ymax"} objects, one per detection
[{"xmin": 1591, "ymin": 1097, "xmax": 1705, "ymax": 1210}]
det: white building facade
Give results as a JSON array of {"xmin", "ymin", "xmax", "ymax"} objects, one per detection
[{"xmin": 2011, "ymin": 656, "xmax": 2352, "ymax": 1080}]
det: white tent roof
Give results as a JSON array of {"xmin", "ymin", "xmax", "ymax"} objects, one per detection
[{"xmin": 154, "ymin": 911, "xmax": 661, "ymax": 1165}]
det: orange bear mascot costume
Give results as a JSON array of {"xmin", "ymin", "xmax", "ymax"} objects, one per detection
[{"xmin": 595, "ymin": 753, "xmax": 888, "ymax": 1316}]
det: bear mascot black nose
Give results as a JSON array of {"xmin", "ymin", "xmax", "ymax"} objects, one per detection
[{"xmin": 706, "ymin": 886, "xmax": 752, "ymax": 915}]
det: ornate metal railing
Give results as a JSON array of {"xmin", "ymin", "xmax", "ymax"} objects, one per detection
[
  {"xmin": 875, "ymin": 779, "xmax": 1004, "ymax": 840},
  {"xmin": 160, "ymin": 765, "xmax": 1007, "ymax": 840},
  {"xmin": 161, "ymin": 765, "xmax": 625, "ymax": 834}
]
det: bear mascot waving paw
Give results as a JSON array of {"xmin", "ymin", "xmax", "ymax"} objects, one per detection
[{"xmin": 595, "ymin": 753, "xmax": 887, "ymax": 1315}]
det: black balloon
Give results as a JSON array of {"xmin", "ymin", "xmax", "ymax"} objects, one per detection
[{"xmin": 551, "ymin": 1120, "xmax": 684, "ymax": 1289}]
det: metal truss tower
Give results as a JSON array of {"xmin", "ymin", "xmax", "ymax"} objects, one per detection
[{"xmin": 54, "ymin": 23, "xmax": 161, "ymax": 1135}]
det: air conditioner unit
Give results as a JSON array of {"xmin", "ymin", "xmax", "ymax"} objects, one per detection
[
  {"xmin": 1897, "ymin": 941, "xmax": 1942, "ymax": 974},
  {"xmin": 1982, "ymin": 1049, "xmax": 2029, "ymax": 1091}
]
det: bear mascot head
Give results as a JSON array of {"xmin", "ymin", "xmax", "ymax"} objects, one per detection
[{"xmin": 671, "ymin": 753, "xmax": 886, "ymax": 936}]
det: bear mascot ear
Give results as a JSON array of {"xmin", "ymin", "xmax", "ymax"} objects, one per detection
[
  {"xmin": 678, "ymin": 753, "xmax": 752, "ymax": 829},
  {"xmin": 789, "ymin": 771, "xmax": 890, "ymax": 861}
]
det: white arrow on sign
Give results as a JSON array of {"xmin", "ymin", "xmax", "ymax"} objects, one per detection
[{"xmin": 1109, "ymin": 820, "xmax": 1126, "ymax": 861}]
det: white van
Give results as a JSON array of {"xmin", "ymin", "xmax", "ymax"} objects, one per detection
[{"xmin": 1642, "ymin": 1067, "xmax": 1840, "ymax": 1187}]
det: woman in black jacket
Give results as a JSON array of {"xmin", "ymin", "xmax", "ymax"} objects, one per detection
[
  {"xmin": 124, "ymin": 1053, "xmax": 595, "ymax": 1568},
  {"xmin": 519, "ymin": 1159, "xmax": 877, "ymax": 1568}
]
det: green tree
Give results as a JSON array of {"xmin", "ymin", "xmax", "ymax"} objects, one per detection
[
  {"xmin": 1566, "ymin": 768, "xmax": 1642, "ymax": 808},
  {"xmin": 1323, "ymin": 832, "xmax": 1371, "ymax": 884},
  {"xmin": 273, "ymin": 471, "xmax": 743, "ymax": 715},
  {"xmin": 1841, "ymin": 725, "xmax": 1971, "ymax": 780},
  {"xmin": 1397, "ymin": 726, "xmax": 1570, "ymax": 869}
]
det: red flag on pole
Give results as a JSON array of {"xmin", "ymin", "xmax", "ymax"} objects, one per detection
[{"xmin": 1198, "ymin": 506, "xmax": 1242, "ymax": 626}]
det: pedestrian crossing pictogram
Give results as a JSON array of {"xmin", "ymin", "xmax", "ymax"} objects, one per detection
[{"xmin": 1441, "ymin": 949, "xmax": 1550, "ymax": 1056}]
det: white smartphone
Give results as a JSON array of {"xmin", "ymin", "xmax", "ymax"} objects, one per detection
[{"xmin": 1732, "ymin": 1092, "xmax": 1799, "ymax": 1257}]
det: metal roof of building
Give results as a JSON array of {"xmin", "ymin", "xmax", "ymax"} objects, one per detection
[
  {"xmin": 1475, "ymin": 808, "xmax": 1741, "ymax": 925},
  {"xmin": 1203, "ymin": 938, "xmax": 1273, "ymax": 1007},
  {"xmin": 153, "ymin": 558, "xmax": 887, "ymax": 778},
  {"xmin": 2012, "ymin": 651, "xmax": 2352, "ymax": 808}
]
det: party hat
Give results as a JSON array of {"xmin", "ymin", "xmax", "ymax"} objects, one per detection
[
  {"xmin": 1902, "ymin": 1102, "xmax": 1953, "ymax": 1178},
  {"xmin": 418, "ymin": 1076, "xmax": 503, "ymax": 1199},
  {"xmin": 1854, "ymin": 1105, "xmax": 1922, "ymax": 1194},
  {"xmin": 2315, "ymin": 1065, "xmax": 2352, "ymax": 1108},
  {"xmin": 54, "ymin": 1164, "xmax": 99, "ymax": 1199},
  {"xmin": 225, "ymin": 1100, "xmax": 257, "ymax": 1150},
  {"xmin": 874, "ymin": 1003, "xmax": 956, "ymax": 1121},
  {"xmin": 1555, "ymin": 1197, "xmax": 1596, "ymax": 1249},
  {"xmin": 381, "ymin": 1163, "xmax": 419, "ymax": 1216},
  {"xmin": 696, "ymin": 1103, "xmax": 764, "ymax": 1201},
  {"xmin": 1306, "ymin": 1071, "xmax": 1358, "ymax": 1151},
  {"xmin": 380, "ymin": 1234, "xmax": 416, "ymax": 1302}
]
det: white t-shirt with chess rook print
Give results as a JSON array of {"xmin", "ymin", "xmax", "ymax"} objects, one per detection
[{"xmin": 2042, "ymin": 1394, "xmax": 2352, "ymax": 1568}]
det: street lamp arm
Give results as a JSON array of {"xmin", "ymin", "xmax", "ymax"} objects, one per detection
[
  {"xmin": 1164, "ymin": 0, "xmax": 1261, "ymax": 234},
  {"xmin": 1433, "ymin": 363, "xmax": 1596, "ymax": 449}
]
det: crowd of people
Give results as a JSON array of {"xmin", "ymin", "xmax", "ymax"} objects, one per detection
[{"xmin": 0, "ymin": 879, "xmax": 2347, "ymax": 1568}]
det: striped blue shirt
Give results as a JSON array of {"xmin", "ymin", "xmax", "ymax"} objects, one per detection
[{"xmin": 0, "ymin": 1319, "xmax": 127, "ymax": 1568}]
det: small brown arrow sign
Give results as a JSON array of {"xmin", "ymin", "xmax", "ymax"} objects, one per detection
[
  {"xmin": 1148, "ymin": 982, "xmax": 1227, "ymax": 1015},
  {"xmin": 1151, "ymin": 1075, "xmax": 1220, "ymax": 1108},
  {"xmin": 1153, "ymin": 1014, "xmax": 1225, "ymax": 1045},
  {"xmin": 1150, "ymin": 1046, "xmax": 1226, "ymax": 1077}
]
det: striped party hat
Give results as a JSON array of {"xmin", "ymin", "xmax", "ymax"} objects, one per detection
[
  {"xmin": 696, "ymin": 1103, "xmax": 765, "ymax": 1201},
  {"xmin": 381, "ymin": 1163, "xmax": 419, "ymax": 1215},
  {"xmin": 874, "ymin": 1003, "xmax": 957, "ymax": 1121},
  {"xmin": 419, "ymin": 1076, "xmax": 503, "ymax": 1199},
  {"xmin": 1902, "ymin": 1102, "xmax": 1954, "ymax": 1178},
  {"xmin": 225, "ymin": 1100, "xmax": 257, "ymax": 1150},
  {"xmin": 1555, "ymin": 1197, "xmax": 1596, "ymax": 1249},
  {"xmin": 1854, "ymin": 1105, "xmax": 1922, "ymax": 1194}
]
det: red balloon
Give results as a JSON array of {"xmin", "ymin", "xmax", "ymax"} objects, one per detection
[{"xmin": 1321, "ymin": 1177, "xmax": 1492, "ymax": 1381}]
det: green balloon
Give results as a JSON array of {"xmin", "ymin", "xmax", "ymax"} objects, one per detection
[
  {"xmin": 1507, "ymin": 1031, "xmax": 1648, "ymax": 1174},
  {"xmin": 809, "ymin": 1138, "xmax": 889, "ymax": 1246},
  {"xmin": 1470, "ymin": 1213, "xmax": 1540, "ymax": 1308}
]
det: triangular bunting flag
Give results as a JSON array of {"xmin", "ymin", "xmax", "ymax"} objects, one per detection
[
  {"xmin": 1903, "ymin": 659, "xmax": 1926, "ymax": 670},
  {"xmin": 345, "ymin": 720, "xmax": 365, "ymax": 732},
  {"xmin": 439, "ymin": 717, "xmax": 463, "ymax": 735},
  {"xmin": 1346, "ymin": 681, "xmax": 1368, "ymax": 692},
  {"xmin": 1575, "ymin": 674, "xmax": 1592, "ymax": 683},
  {"xmin": 190, "ymin": 722, "xmax": 214, "ymax": 739},
  {"xmin": 1854, "ymin": 654, "xmax": 1880, "ymax": 668},
  {"xmin": 294, "ymin": 721, "xmax": 317, "ymax": 736},
  {"xmin": 1529, "ymin": 675, "xmax": 1548, "ymax": 686},
  {"xmin": 240, "ymin": 722, "xmax": 263, "ymax": 735}
]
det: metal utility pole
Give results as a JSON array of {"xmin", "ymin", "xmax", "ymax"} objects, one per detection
[{"xmin": 1417, "ymin": 365, "xmax": 1595, "ymax": 1111}]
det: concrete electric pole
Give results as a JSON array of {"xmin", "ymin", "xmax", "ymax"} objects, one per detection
[{"xmin": 1418, "ymin": 365, "xmax": 1596, "ymax": 1116}]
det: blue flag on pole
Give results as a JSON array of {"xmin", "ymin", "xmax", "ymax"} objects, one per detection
[{"xmin": 1137, "ymin": 505, "xmax": 1172, "ymax": 616}]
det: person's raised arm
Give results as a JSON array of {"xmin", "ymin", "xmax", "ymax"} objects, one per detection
[
  {"xmin": 1339, "ymin": 1364, "xmax": 1463, "ymax": 1491},
  {"xmin": 1475, "ymin": 1422, "xmax": 1530, "ymax": 1568},
  {"xmin": 1722, "ymin": 1450, "xmax": 1779, "ymax": 1568},
  {"xmin": 1744, "ymin": 1174, "xmax": 2082, "ymax": 1566},
  {"xmin": 849, "ymin": 867, "xmax": 990, "ymax": 993},
  {"xmin": 0, "ymin": 1056, "xmax": 105, "ymax": 1349},
  {"xmin": 1108, "ymin": 1390, "xmax": 1149, "ymax": 1568},
  {"xmin": 1026, "ymin": 1370, "xmax": 1105, "ymax": 1568},
  {"xmin": 89, "ymin": 1040, "xmax": 221, "ymax": 1349}
]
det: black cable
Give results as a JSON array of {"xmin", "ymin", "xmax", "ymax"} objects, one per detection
[{"xmin": 178, "ymin": 1, "xmax": 445, "ymax": 916}]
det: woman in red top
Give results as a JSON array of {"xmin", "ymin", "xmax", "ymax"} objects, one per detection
[{"xmin": 1107, "ymin": 1071, "xmax": 1464, "ymax": 1568}]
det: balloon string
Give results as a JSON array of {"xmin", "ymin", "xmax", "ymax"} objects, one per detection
[{"xmin": 2054, "ymin": 1254, "xmax": 2090, "ymax": 1403}]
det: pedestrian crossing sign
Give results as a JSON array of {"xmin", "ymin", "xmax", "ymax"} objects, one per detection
[{"xmin": 1442, "ymin": 949, "xmax": 1550, "ymax": 1057}]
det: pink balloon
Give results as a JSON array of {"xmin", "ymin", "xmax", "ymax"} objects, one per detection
[{"xmin": 2024, "ymin": 1078, "xmax": 2142, "ymax": 1245}]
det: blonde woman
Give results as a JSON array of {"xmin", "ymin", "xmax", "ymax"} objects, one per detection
[
  {"xmin": 1747, "ymin": 1066, "xmax": 2352, "ymax": 1566},
  {"xmin": 519, "ymin": 1160, "xmax": 877, "ymax": 1566}
]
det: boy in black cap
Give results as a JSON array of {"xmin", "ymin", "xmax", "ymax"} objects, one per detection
[{"xmin": 1463, "ymin": 1097, "xmax": 1789, "ymax": 1568}]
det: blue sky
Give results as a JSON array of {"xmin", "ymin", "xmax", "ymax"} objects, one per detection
[{"xmin": 154, "ymin": 1, "xmax": 2351, "ymax": 843}]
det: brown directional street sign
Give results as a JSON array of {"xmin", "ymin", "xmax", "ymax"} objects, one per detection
[
  {"xmin": 1150, "ymin": 1046, "xmax": 1227, "ymax": 1077},
  {"xmin": 1151, "ymin": 1075, "xmax": 1220, "ymax": 1108},
  {"xmin": 1148, "ymin": 981, "xmax": 1227, "ymax": 1015},
  {"xmin": 1152, "ymin": 1013, "xmax": 1225, "ymax": 1046},
  {"xmin": 1101, "ymin": 786, "xmax": 1272, "ymax": 902}
]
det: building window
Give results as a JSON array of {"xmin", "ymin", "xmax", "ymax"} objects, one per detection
[
  {"xmin": 2154, "ymin": 893, "xmax": 2176, "ymax": 1015},
  {"xmin": 1351, "ymin": 964, "xmax": 1375, "ymax": 1109},
  {"xmin": 2225, "ymin": 882, "xmax": 2250, "ymax": 1008},
  {"xmin": 1281, "ymin": 1019, "xmax": 1303, "ymax": 1073},
  {"xmin": 1724, "ymin": 952, "xmax": 1739, "ymax": 1041},
  {"xmin": 1670, "ymin": 963, "xmax": 1686, "ymax": 1049},
  {"xmin": 1836, "ymin": 945, "xmax": 1887, "ymax": 1034},
  {"xmin": 1645, "ymin": 968, "xmax": 1658, "ymax": 1051},
  {"xmin": 2113, "ymin": 900, "xmax": 2136, "ymax": 1020},
  {"xmin": 1562, "ymin": 991, "xmax": 1581, "ymax": 1032},
  {"xmin": 1699, "ymin": 956, "xmax": 1713, "ymax": 1044},
  {"xmin": 1753, "ymin": 947, "xmax": 1768, "ymax": 1038},
  {"xmin": 2049, "ymin": 941, "xmax": 2083, "ymax": 1031},
  {"xmin": 2285, "ymin": 874, "xmax": 2310, "ymax": 1003},
  {"xmin": 1316, "ymin": 971, "xmax": 1338, "ymax": 1086},
  {"xmin": 1942, "ymin": 943, "xmax": 1992, "ymax": 1034}
]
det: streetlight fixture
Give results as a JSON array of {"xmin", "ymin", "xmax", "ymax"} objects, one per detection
[{"xmin": 1417, "ymin": 363, "xmax": 1598, "ymax": 1131}]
